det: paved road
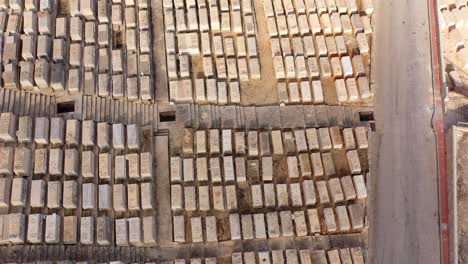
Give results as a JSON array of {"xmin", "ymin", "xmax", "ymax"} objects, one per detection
[{"xmin": 369, "ymin": 0, "xmax": 441, "ymax": 263}]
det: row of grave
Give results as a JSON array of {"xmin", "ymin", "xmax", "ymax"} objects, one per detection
[
  {"xmin": 170, "ymin": 175, "xmax": 368, "ymax": 212},
  {"xmin": 169, "ymin": 150, "xmax": 364, "ymax": 185},
  {"xmin": 171, "ymin": 248, "xmax": 365, "ymax": 264},
  {"xmin": 272, "ymin": 52, "xmax": 368, "ymax": 81},
  {"xmin": 163, "ymin": 0, "xmax": 256, "ymax": 36},
  {"xmin": 0, "ymin": 113, "xmax": 142, "ymax": 150},
  {"xmin": 163, "ymin": 6, "xmax": 257, "ymax": 34},
  {"xmin": 264, "ymin": 10, "xmax": 371, "ymax": 38},
  {"xmin": 176, "ymin": 127, "xmax": 368, "ymax": 157},
  {"xmin": 0, "ymin": 0, "xmax": 147, "ymax": 15},
  {"xmin": 262, "ymin": 0, "xmax": 374, "ymax": 17},
  {"xmin": 0, "ymin": 178, "xmax": 155, "ymax": 212},
  {"xmin": 0, "ymin": 146, "xmax": 153, "ymax": 182},
  {"xmin": 172, "ymin": 205, "xmax": 365, "ymax": 243},
  {"xmin": 0, "ymin": 213, "xmax": 156, "ymax": 246},
  {"xmin": 278, "ymin": 78, "xmax": 370, "ymax": 104},
  {"xmin": 170, "ymin": 76, "xmax": 365, "ymax": 105},
  {"xmin": 270, "ymin": 35, "xmax": 369, "ymax": 60}
]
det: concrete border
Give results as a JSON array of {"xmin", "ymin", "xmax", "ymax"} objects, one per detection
[{"xmin": 427, "ymin": 0, "xmax": 450, "ymax": 263}]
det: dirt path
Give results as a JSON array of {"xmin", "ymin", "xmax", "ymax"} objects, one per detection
[{"xmin": 240, "ymin": 0, "xmax": 279, "ymax": 105}]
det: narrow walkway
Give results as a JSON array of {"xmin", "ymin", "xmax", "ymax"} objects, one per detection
[{"xmin": 369, "ymin": 0, "xmax": 441, "ymax": 263}]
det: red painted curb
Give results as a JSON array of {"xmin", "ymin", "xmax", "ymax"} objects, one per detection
[{"xmin": 427, "ymin": 0, "xmax": 450, "ymax": 263}]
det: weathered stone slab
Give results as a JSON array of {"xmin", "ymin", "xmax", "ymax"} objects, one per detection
[
  {"xmin": 173, "ymin": 215, "xmax": 185, "ymax": 243},
  {"xmin": 27, "ymin": 214, "xmax": 43, "ymax": 244},
  {"xmin": 229, "ymin": 214, "xmax": 241, "ymax": 240},
  {"xmin": 63, "ymin": 216, "xmax": 77, "ymax": 244},
  {"xmin": 128, "ymin": 183, "xmax": 140, "ymax": 211},
  {"xmin": 113, "ymin": 184, "xmax": 127, "ymax": 212},
  {"xmin": 347, "ymin": 150, "xmax": 361, "ymax": 174},
  {"xmin": 82, "ymin": 183, "xmax": 95, "ymax": 209},
  {"xmin": 45, "ymin": 214, "xmax": 60, "ymax": 244},
  {"xmin": 11, "ymin": 178, "xmax": 27, "ymax": 207},
  {"xmin": 80, "ymin": 216, "xmax": 94, "ymax": 245},
  {"xmin": 63, "ymin": 180, "xmax": 78, "ymax": 209},
  {"xmin": 128, "ymin": 217, "xmax": 143, "ymax": 246},
  {"xmin": 97, "ymin": 216, "xmax": 111, "ymax": 245},
  {"xmin": 98, "ymin": 184, "xmax": 111, "ymax": 210},
  {"xmin": 317, "ymin": 180, "xmax": 330, "ymax": 204},
  {"xmin": 323, "ymin": 207, "xmax": 337, "ymax": 232},
  {"xmin": 338, "ymin": 176, "xmax": 355, "ymax": 201},
  {"xmin": 29, "ymin": 179, "xmax": 45, "ymax": 208}
]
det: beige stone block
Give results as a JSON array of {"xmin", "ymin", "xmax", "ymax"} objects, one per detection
[
  {"xmin": 173, "ymin": 215, "xmax": 185, "ymax": 242},
  {"xmin": 13, "ymin": 147, "xmax": 31, "ymax": 176},
  {"xmin": 323, "ymin": 207, "xmax": 337, "ymax": 232},
  {"xmin": 355, "ymin": 126, "xmax": 368, "ymax": 148},
  {"xmin": 141, "ymin": 182, "xmax": 153, "ymax": 210},
  {"xmin": 82, "ymin": 183, "xmax": 95, "ymax": 209},
  {"xmin": 205, "ymin": 216, "xmax": 217, "ymax": 242},
  {"xmin": 266, "ymin": 212, "xmax": 280, "ymax": 238},
  {"xmin": 80, "ymin": 216, "xmax": 94, "ymax": 245},
  {"xmin": 113, "ymin": 184, "xmax": 127, "ymax": 212},
  {"xmin": 99, "ymin": 184, "xmax": 111, "ymax": 210},
  {"xmin": 63, "ymin": 216, "xmax": 77, "ymax": 244},
  {"xmin": 8, "ymin": 213, "xmax": 26, "ymax": 243},
  {"xmin": 27, "ymin": 214, "xmax": 43, "ymax": 244},
  {"xmin": 277, "ymin": 184, "xmax": 289, "ymax": 207},
  {"xmin": 11, "ymin": 178, "xmax": 27, "ymax": 207},
  {"xmin": 128, "ymin": 183, "xmax": 140, "ymax": 211},
  {"xmin": 128, "ymin": 217, "xmax": 143, "ymax": 246},
  {"xmin": 198, "ymin": 185, "xmax": 209, "ymax": 211},
  {"xmin": 0, "ymin": 178, "xmax": 11, "ymax": 208},
  {"xmin": 290, "ymin": 183, "xmax": 303, "ymax": 207},
  {"xmin": 63, "ymin": 148, "xmax": 78, "ymax": 176},
  {"xmin": 336, "ymin": 205, "xmax": 350, "ymax": 231},
  {"xmin": 115, "ymin": 218, "xmax": 128, "ymax": 246},
  {"xmin": 64, "ymin": 119, "xmax": 79, "ymax": 146},
  {"xmin": 97, "ymin": 216, "xmax": 111, "ymax": 245},
  {"xmin": 63, "ymin": 180, "xmax": 78, "ymax": 209},
  {"xmin": 317, "ymin": 180, "xmax": 330, "ymax": 204},
  {"xmin": 45, "ymin": 214, "xmax": 60, "ymax": 244},
  {"xmin": 347, "ymin": 150, "xmax": 361, "ymax": 174},
  {"xmin": 353, "ymin": 174, "xmax": 367, "ymax": 199},
  {"xmin": 212, "ymin": 185, "xmax": 225, "ymax": 210},
  {"xmin": 235, "ymin": 157, "xmax": 246, "ymax": 182},
  {"xmin": 191, "ymin": 217, "xmax": 203, "ymax": 243},
  {"xmin": 99, "ymin": 153, "xmax": 112, "ymax": 180},
  {"xmin": 184, "ymin": 186, "xmax": 196, "ymax": 211}
]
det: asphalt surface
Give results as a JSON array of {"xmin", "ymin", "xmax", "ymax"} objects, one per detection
[{"xmin": 369, "ymin": 0, "xmax": 442, "ymax": 263}]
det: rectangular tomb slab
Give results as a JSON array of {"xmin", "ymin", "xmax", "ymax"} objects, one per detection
[
  {"xmin": 80, "ymin": 216, "xmax": 94, "ymax": 245},
  {"xmin": 113, "ymin": 184, "xmax": 127, "ymax": 212},
  {"xmin": 66, "ymin": 119, "xmax": 80, "ymax": 146},
  {"xmin": 173, "ymin": 215, "xmax": 185, "ymax": 243},
  {"xmin": 11, "ymin": 178, "xmax": 27, "ymax": 207},
  {"xmin": 27, "ymin": 214, "xmax": 44, "ymax": 244},
  {"xmin": 47, "ymin": 181, "xmax": 61, "ymax": 209},
  {"xmin": 115, "ymin": 218, "xmax": 128, "ymax": 246},
  {"xmin": 128, "ymin": 217, "xmax": 143, "ymax": 246},
  {"xmin": 17, "ymin": 116, "xmax": 33, "ymax": 143},
  {"xmin": 0, "ymin": 147, "xmax": 14, "ymax": 175},
  {"xmin": 63, "ymin": 216, "xmax": 78, "ymax": 244},
  {"xmin": 45, "ymin": 214, "xmax": 61, "ymax": 244},
  {"xmin": 34, "ymin": 117, "xmax": 49, "ymax": 144},
  {"xmin": 63, "ymin": 181, "xmax": 78, "ymax": 209},
  {"xmin": 13, "ymin": 147, "xmax": 31, "ymax": 176},
  {"xmin": 97, "ymin": 216, "xmax": 111, "ymax": 245},
  {"xmin": 29, "ymin": 179, "xmax": 45, "ymax": 208},
  {"xmin": 8, "ymin": 213, "xmax": 26, "ymax": 244},
  {"xmin": 0, "ymin": 113, "xmax": 17, "ymax": 142}
]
